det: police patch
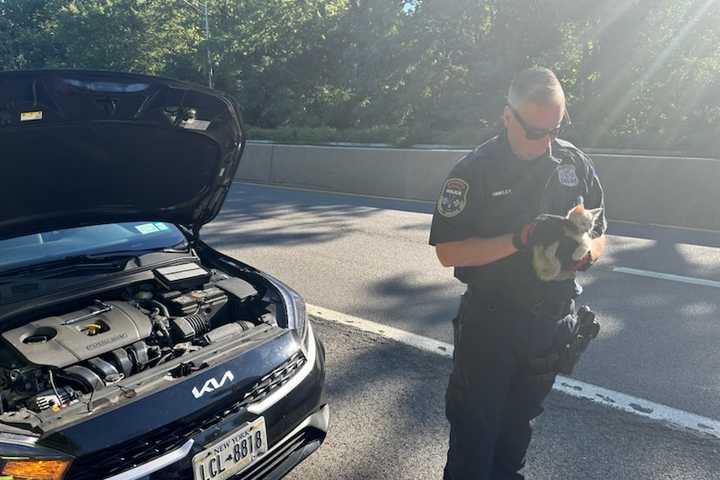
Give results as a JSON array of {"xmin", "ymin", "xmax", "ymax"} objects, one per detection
[
  {"xmin": 557, "ymin": 164, "xmax": 579, "ymax": 187},
  {"xmin": 437, "ymin": 178, "xmax": 469, "ymax": 217}
]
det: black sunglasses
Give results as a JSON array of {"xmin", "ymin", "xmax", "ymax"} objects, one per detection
[{"xmin": 509, "ymin": 105, "xmax": 569, "ymax": 140}]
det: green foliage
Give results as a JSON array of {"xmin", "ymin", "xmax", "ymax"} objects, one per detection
[{"xmin": 1, "ymin": 0, "xmax": 719, "ymax": 155}]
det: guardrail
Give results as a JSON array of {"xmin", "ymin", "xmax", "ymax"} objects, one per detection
[{"xmin": 237, "ymin": 142, "xmax": 720, "ymax": 231}]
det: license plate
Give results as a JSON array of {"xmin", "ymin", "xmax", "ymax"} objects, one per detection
[{"xmin": 192, "ymin": 417, "xmax": 268, "ymax": 480}]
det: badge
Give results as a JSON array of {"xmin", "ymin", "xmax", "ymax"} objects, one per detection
[
  {"xmin": 557, "ymin": 164, "xmax": 579, "ymax": 187},
  {"xmin": 437, "ymin": 178, "xmax": 469, "ymax": 217}
]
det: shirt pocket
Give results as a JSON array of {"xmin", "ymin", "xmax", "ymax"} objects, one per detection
[
  {"xmin": 477, "ymin": 193, "xmax": 527, "ymax": 236},
  {"xmin": 546, "ymin": 184, "xmax": 584, "ymax": 217}
]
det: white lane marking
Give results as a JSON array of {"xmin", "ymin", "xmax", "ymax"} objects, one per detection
[
  {"xmin": 307, "ymin": 303, "xmax": 720, "ymax": 440},
  {"xmin": 307, "ymin": 304, "xmax": 454, "ymax": 358},
  {"xmin": 611, "ymin": 219, "xmax": 720, "ymax": 234},
  {"xmin": 613, "ymin": 266, "xmax": 720, "ymax": 289}
]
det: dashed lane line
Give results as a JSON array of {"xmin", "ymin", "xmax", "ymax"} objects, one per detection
[
  {"xmin": 307, "ymin": 303, "xmax": 720, "ymax": 440},
  {"xmin": 612, "ymin": 266, "xmax": 720, "ymax": 289}
]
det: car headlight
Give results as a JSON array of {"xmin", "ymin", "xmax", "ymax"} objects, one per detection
[
  {"xmin": 285, "ymin": 287, "xmax": 307, "ymax": 340},
  {"xmin": 0, "ymin": 458, "xmax": 71, "ymax": 480},
  {"xmin": 0, "ymin": 435, "xmax": 72, "ymax": 480},
  {"xmin": 261, "ymin": 274, "xmax": 308, "ymax": 340}
]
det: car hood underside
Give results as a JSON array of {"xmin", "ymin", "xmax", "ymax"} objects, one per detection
[{"xmin": 0, "ymin": 70, "xmax": 245, "ymax": 241}]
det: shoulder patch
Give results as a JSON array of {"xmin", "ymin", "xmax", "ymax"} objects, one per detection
[
  {"xmin": 557, "ymin": 164, "xmax": 579, "ymax": 187},
  {"xmin": 437, "ymin": 178, "xmax": 470, "ymax": 217}
]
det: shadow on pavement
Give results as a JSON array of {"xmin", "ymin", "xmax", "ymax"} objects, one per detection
[
  {"xmin": 211, "ymin": 182, "xmax": 720, "ymax": 418},
  {"xmin": 287, "ymin": 319, "xmax": 720, "ymax": 480}
]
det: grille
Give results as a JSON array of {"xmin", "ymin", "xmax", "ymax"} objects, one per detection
[
  {"xmin": 233, "ymin": 428, "xmax": 323, "ymax": 480},
  {"xmin": 240, "ymin": 351, "xmax": 306, "ymax": 405},
  {"xmin": 148, "ymin": 428, "xmax": 325, "ymax": 480},
  {"xmin": 66, "ymin": 351, "xmax": 306, "ymax": 480}
]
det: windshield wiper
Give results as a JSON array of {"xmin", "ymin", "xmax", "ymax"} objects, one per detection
[
  {"xmin": 0, "ymin": 254, "xmax": 132, "ymax": 279},
  {"xmin": 0, "ymin": 246, "xmax": 192, "ymax": 279},
  {"xmin": 83, "ymin": 246, "xmax": 191, "ymax": 259}
]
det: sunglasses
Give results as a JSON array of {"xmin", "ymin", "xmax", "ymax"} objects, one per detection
[{"xmin": 509, "ymin": 105, "xmax": 569, "ymax": 140}]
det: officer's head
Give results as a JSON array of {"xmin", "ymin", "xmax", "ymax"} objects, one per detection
[{"xmin": 503, "ymin": 67, "xmax": 566, "ymax": 161}]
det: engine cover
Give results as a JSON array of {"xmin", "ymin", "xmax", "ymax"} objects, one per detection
[{"xmin": 2, "ymin": 301, "xmax": 152, "ymax": 368}]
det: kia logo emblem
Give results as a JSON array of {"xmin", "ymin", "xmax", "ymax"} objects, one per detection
[{"xmin": 192, "ymin": 371, "xmax": 235, "ymax": 399}]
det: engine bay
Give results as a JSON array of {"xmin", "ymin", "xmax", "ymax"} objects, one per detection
[{"xmin": 0, "ymin": 260, "xmax": 278, "ymax": 429}]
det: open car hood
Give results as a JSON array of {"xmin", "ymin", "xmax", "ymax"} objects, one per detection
[{"xmin": 0, "ymin": 70, "xmax": 245, "ymax": 241}]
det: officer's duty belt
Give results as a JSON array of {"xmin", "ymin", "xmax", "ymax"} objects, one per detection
[{"xmin": 465, "ymin": 286, "xmax": 571, "ymax": 319}]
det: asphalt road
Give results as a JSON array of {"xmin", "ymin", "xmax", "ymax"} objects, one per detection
[
  {"xmin": 202, "ymin": 182, "xmax": 720, "ymax": 478},
  {"xmin": 285, "ymin": 319, "xmax": 720, "ymax": 479}
]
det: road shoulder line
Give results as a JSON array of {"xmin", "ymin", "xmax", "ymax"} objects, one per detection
[{"xmin": 307, "ymin": 303, "xmax": 720, "ymax": 440}]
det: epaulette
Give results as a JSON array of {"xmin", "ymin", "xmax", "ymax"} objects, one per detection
[
  {"xmin": 466, "ymin": 135, "xmax": 500, "ymax": 162},
  {"xmin": 553, "ymin": 138, "xmax": 590, "ymax": 166}
]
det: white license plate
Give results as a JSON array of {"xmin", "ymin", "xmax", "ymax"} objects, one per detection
[{"xmin": 192, "ymin": 417, "xmax": 268, "ymax": 480}]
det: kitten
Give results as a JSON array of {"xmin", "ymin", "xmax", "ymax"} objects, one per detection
[{"xmin": 532, "ymin": 204, "xmax": 603, "ymax": 282}]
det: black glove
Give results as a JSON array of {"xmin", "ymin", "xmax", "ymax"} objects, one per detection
[
  {"xmin": 569, "ymin": 252, "xmax": 594, "ymax": 272},
  {"xmin": 555, "ymin": 236, "xmax": 594, "ymax": 273},
  {"xmin": 512, "ymin": 214, "xmax": 568, "ymax": 250}
]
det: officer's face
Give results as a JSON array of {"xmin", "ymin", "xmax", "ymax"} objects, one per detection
[{"xmin": 503, "ymin": 100, "xmax": 565, "ymax": 161}]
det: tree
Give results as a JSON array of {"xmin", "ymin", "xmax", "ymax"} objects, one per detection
[{"xmin": 1, "ymin": 0, "xmax": 719, "ymax": 153}]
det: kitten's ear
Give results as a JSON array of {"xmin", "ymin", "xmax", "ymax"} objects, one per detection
[
  {"xmin": 567, "ymin": 196, "xmax": 586, "ymax": 217},
  {"xmin": 567, "ymin": 203, "xmax": 585, "ymax": 218},
  {"xmin": 588, "ymin": 207, "xmax": 603, "ymax": 219}
]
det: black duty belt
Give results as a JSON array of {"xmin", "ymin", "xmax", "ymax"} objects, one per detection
[
  {"xmin": 465, "ymin": 286, "xmax": 572, "ymax": 319},
  {"xmin": 461, "ymin": 288, "xmax": 599, "ymax": 375}
]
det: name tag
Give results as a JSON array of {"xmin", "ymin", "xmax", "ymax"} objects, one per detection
[{"xmin": 491, "ymin": 189, "xmax": 512, "ymax": 197}]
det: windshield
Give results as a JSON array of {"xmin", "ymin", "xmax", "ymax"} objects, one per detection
[{"xmin": 0, "ymin": 222, "xmax": 187, "ymax": 273}]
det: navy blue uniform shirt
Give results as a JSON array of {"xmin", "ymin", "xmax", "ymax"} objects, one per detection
[{"xmin": 429, "ymin": 132, "xmax": 607, "ymax": 307}]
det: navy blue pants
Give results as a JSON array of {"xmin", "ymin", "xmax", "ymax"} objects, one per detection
[{"xmin": 443, "ymin": 291, "xmax": 572, "ymax": 480}]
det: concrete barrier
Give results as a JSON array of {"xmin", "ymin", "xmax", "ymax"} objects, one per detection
[
  {"xmin": 240, "ymin": 143, "xmax": 465, "ymax": 200},
  {"xmin": 590, "ymin": 153, "xmax": 720, "ymax": 230},
  {"xmin": 235, "ymin": 142, "xmax": 720, "ymax": 231},
  {"xmin": 237, "ymin": 142, "xmax": 273, "ymax": 183}
]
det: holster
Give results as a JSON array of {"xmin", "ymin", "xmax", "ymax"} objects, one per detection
[{"xmin": 527, "ymin": 305, "xmax": 600, "ymax": 375}]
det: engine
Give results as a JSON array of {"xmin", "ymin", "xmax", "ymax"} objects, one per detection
[
  {"xmin": 3, "ymin": 301, "xmax": 154, "ymax": 369},
  {"xmin": 0, "ymin": 264, "xmax": 269, "ymax": 416}
]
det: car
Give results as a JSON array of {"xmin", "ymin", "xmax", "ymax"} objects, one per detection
[{"xmin": 0, "ymin": 70, "xmax": 328, "ymax": 480}]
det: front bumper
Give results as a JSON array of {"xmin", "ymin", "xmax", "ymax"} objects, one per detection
[
  {"xmin": 105, "ymin": 404, "xmax": 329, "ymax": 480},
  {"xmin": 53, "ymin": 321, "xmax": 327, "ymax": 480}
]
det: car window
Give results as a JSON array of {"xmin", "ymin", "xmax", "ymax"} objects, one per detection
[{"xmin": 0, "ymin": 222, "xmax": 187, "ymax": 272}]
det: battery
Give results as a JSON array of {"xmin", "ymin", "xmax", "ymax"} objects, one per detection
[{"xmin": 165, "ymin": 286, "xmax": 227, "ymax": 316}]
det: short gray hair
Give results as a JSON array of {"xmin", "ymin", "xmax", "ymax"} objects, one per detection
[{"xmin": 507, "ymin": 67, "xmax": 565, "ymax": 109}]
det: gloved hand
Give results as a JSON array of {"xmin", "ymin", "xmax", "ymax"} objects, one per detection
[
  {"xmin": 567, "ymin": 251, "xmax": 594, "ymax": 272},
  {"xmin": 512, "ymin": 214, "xmax": 568, "ymax": 250}
]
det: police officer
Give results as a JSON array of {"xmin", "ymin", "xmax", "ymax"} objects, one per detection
[{"xmin": 429, "ymin": 67, "xmax": 607, "ymax": 479}]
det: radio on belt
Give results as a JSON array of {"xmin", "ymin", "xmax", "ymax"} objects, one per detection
[{"xmin": 154, "ymin": 263, "xmax": 211, "ymax": 290}]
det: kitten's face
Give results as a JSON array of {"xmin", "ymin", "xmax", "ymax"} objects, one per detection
[{"xmin": 567, "ymin": 207, "xmax": 603, "ymax": 233}]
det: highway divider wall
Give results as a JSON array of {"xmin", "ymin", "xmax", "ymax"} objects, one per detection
[{"xmin": 237, "ymin": 142, "xmax": 720, "ymax": 231}]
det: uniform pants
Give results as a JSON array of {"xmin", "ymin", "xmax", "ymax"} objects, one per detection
[{"xmin": 443, "ymin": 291, "xmax": 573, "ymax": 480}]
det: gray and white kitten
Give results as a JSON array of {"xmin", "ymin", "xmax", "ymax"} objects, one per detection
[{"xmin": 532, "ymin": 205, "xmax": 603, "ymax": 282}]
